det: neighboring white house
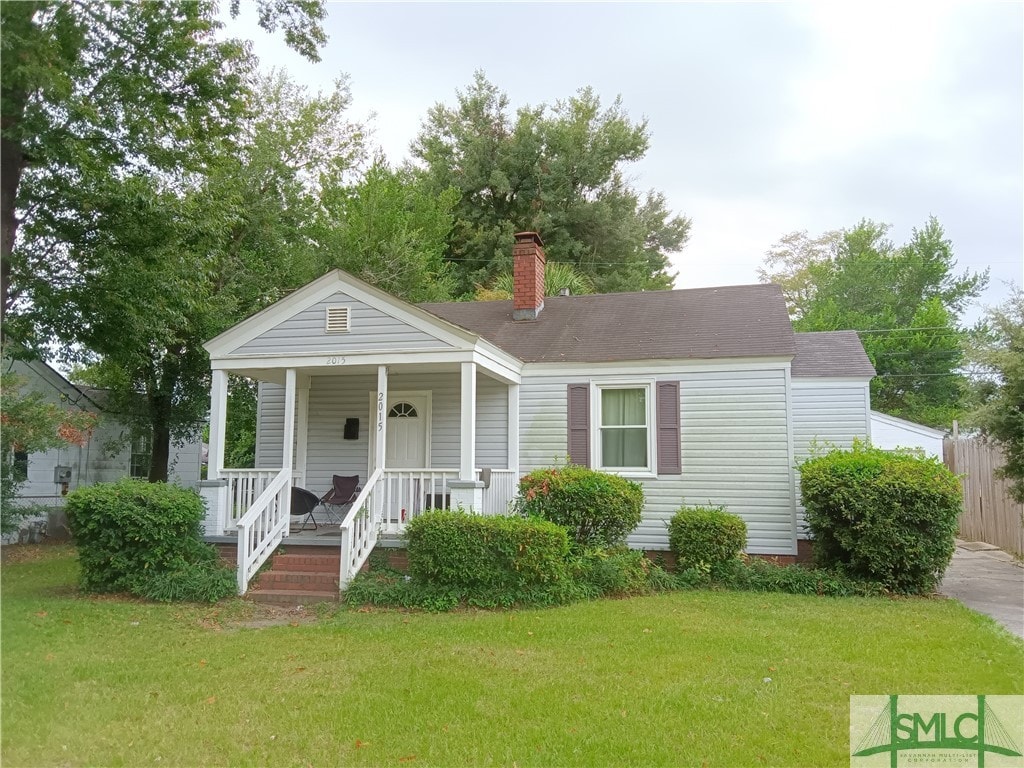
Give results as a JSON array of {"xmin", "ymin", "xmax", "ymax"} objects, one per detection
[
  {"xmin": 201, "ymin": 232, "xmax": 877, "ymax": 592},
  {"xmin": 869, "ymin": 410, "xmax": 945, "ymax": 459},
  {"xmin": 2, "ymin": 357, "xmax": 202, "ymax": 541}
]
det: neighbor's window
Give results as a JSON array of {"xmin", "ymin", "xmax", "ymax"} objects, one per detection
[
  {"xmin": 598, "ymin": 386, "xmax": 651, "ymax": 471},
  {"xmin": 12, "ymin": 450, "xmax": 28, "ymax": 482},
  {"xmin": 130, "ymin": 436, "xmax": 151, "ymax": 479}
]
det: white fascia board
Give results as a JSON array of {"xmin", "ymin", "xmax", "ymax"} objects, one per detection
[
  {"xmin": 791, "ymin": 376, "xmax": 874, "ymax": 388},
  {"xmin": 213, "ymin": 346, "xmax": 522, "ymax": 385},
  {"xmin": 522, "ymin": 357, "xmax": 791, "ymax": 377},
  {"xmin": 204, "ymin": 269, "xmax": 483, "ymax": 357},
  {"xmin": 471, "ymin": 344, "xmax": 522, "ymax": 384},
  {"xmin": 870, "ymin": 411, "xmax": 946, "ymax": 438},
  {"xmin": 212, "ymin": 348, "xmax": 477, "ymax": 371}
]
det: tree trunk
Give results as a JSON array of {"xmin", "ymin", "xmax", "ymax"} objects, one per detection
[
  {"xmin": 148, "ymin": 420, "xmax": 171, "ymax": 483},
  {"xmin": 0, "ymin": 1, "xmax": 40, "ymax": 325},
  {"xmin": 1, "ymin": 88, "xmax": 27, "ymax": 325}
]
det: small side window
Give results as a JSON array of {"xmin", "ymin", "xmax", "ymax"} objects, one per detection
[{"xmin": 12, "ymin": 450, "xmax": 28, "ymax": 482}]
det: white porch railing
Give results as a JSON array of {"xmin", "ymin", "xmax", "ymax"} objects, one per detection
[
  {"xmin": 375, "ymin": 468, "xmax": 520, "ymax": 529},
  {"xmin": 379, "ymin": 469, "xmax": 457, "ymax": 533},
  {"xmin": 481, "ymin": 469, "xmax": 518, "ymax": 515},
  {"xmin": 339, "ymin": 468, "xmax": 384, "ymax": 588},
  {"xmin": 221, "ymin": 469, "xmax": 281, "ymax": 529},
  {"xmin": 235, "ymin": 468, "xmax": 291, "ymax": 595}
]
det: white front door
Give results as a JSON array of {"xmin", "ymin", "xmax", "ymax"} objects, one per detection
[{"xmin": 370, "ymin": 392, "xmax": 430, "ymax": 470}]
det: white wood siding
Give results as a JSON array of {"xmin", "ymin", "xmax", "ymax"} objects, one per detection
[
  {"xmin": 519, "ymin": 366, "xmax": 796, "ymax": 555},
  {"xmin": 791, "ymin": 378, "xmax": 871, "ymax": 535},
  {"xmin": 254, "ymin": 371, "xmax": 509, "ymax": 490},
  {"xmin": 231, "ymin": 291, "xmax": 456, "ymax": 356}
]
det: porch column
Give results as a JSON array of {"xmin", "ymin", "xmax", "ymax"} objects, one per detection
[
  {"xmin": 508, "ymin": 382, "xmax": 520, "ymax": 475},
  {"xmin": 450, "ymin": 361, "xmax": 483, "ymax": 512},
  {"xmin": 281, "ymin": 368, "xmax": 296, "ymax": 521},
  {"xmin": 202, "ymin": 369, "xmax": 229, "ymax": 534},
  {"xmin": 208, "ymin": 369, "xmax": 228, "ymax": 480},
  {"xmin": 295, "ymin": 375, "xmax": 310, "ymax": 487},
  {"xmin": 374, "ymin": 365, "xmax": 388, "ymax": 472}
]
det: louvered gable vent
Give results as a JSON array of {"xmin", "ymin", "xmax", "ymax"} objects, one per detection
[{"xmin": 325, "ymin": 305, "xmax": 350, "ymax": 333}]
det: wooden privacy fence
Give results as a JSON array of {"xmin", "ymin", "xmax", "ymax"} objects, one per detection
[{"xmin": 943, "ymin": 438, "xmax": 1024, "ymax": 557}]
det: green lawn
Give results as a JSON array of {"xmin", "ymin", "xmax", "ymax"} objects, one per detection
[{"xmin": 2, "ymin": 546, "xmax": 1021, "ymax": 768}]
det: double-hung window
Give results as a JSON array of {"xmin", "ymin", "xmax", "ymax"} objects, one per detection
[{"xmin": 596, "ymin": 383, "xmax": 653, "ymax": 473}]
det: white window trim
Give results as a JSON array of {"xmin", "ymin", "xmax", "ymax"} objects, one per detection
[{"xmin": 590, "ymin": 379, "xmax": 656, "ymax": 477}]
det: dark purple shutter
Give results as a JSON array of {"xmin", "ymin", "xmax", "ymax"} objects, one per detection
[
  {"xmin": 657, "ymin": 381, "xmax": 681, "ymax": 475},
  {"xmin": 567, "ymin": 384, "xmax": 590, "ymax": 467}
]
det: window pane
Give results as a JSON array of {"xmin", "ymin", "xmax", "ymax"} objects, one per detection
[
  {"xmin": 601, "ymin": 427, "xmax": 648, "ymax": 467},
  {"xmin": 602, "ymin": 388, "xmax": 646, "ymax": 426}
]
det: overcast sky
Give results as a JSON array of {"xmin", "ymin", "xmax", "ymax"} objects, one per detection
[{"xmin": 228, "ymin": 1, "xmax": 1022, "ymax": 322}]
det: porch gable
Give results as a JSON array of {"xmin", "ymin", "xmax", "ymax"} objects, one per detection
[{"xmin": 205, "ymin": 269, "xmax": 487, "ymax": 361}]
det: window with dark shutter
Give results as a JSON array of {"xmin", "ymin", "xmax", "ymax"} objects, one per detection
[
  {"xmin": 656, "ymin": 381, "xmax": 681, "ymax": 475},
  {"xmin": 567, "ymin": 384, "xmax": 590, "ymax": 467}
]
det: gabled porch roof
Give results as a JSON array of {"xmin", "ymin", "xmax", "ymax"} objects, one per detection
[{"xmin": 204, "ymin": 270, "xmax": 522, "ymax": 385}]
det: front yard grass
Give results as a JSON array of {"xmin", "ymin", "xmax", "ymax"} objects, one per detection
[{"xmin": 2, "ymin": 546, "xmax": 1022, "ymax": 767}]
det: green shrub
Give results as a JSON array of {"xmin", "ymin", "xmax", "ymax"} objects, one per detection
[
  {"xmin": 344, "ymin": 565, "xmax": 593, "ymax": 611},
  {"xmin": 713, "ymin": 558, "xmax": 885, "ymax": 597},
  {"xmin": 799, "ymin": 443, "xmax": 962, "ymax": 594},
  {"xmin": 65, "ymin": 479, "xmax": 234, "ymax": 602},
  {"xmin": 513, "ymin": 466, "xmax": 643, "ymax": 549},
  {"xmin": 668, "ymin": 505, "xmax": 747, "ymax": 575},
  {"xmin": 133, "ymin": 561, "xmax": 237, "ymax": 603},
  {"xmin": 405, "ymin": 510, "xmax": 571, "ymax": 591},
  {"xmin": 573, "ymin": 548, "xmax": 673, "ymax": 596}
]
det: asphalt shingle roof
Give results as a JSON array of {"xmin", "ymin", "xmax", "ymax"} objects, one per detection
[
  {"xmin": 791, "ymin": 331, "xmax": 876, "ymax": 377},
  {"xmin": 419, "ymin": 283, "xmax": 797, "ymax": 363}
]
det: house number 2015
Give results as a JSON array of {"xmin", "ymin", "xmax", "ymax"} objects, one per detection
[{"xmin": 326, "ymin": 356, "xmax": 346, "ymax": 365}]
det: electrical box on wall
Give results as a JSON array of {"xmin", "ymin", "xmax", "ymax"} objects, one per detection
[{"xmin": 54, "ymin": 466, "xmax": 72, "ymax": 484}]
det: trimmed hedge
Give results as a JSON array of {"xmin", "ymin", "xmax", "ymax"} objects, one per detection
[
  {"xmin": 405, "ymin": 510, "xmax": 571, "ymax": 591},
  {"xmin": 514, "ymin": 466, "xmax": 643, "ymax": 549},
  {"xmin": 799, "ymin": 443, "xmax": 962, "ymax": 594},
  {"xmin": 65, "ymin": 479, "xmax": 234, "ymax": 602},
  {"xmin": 668, "ymin": 505, "xmax": 747, "ymax": 575}
]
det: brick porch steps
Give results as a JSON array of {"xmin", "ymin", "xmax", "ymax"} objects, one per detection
[{"xmin": 246, "ymin": 552, "xmax": 341, "ymax": 606}]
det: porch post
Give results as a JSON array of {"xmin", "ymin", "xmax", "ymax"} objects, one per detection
[
  {"xmin": 508, "ymin": 382, "xmax": 520, "ymax": 475},
  {"xmin": 295, "ymin": 375, "xmax": 310, "ymax": 487},
  {"xmin": 208, "ymin": 369, "xmax": 228, "ymax": 480},
  {"xmin": 281, "ymin": 368, "xmax": 296, "ymax": 523},
  {"xmin": 202, "ymin": 369, "xmax": 229, "ymax": 534},
  {"xmin": 374, "ymin": 365, "xmax": 388, "ymax": 472},
  {"xmin": 450, "ymin": 361, "xmax": 483, "ymax": 512}
]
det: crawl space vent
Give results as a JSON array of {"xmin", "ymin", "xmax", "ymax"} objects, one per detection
[{"xmin": 325, "ymin": 305, "xmax": 350, "ymax": 333}]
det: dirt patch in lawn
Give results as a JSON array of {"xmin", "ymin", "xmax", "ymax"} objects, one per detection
[{"xmin": 0, "ymin": 543, "xmax": 76, "ymax": 565}]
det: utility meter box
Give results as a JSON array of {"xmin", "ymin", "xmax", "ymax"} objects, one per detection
[{"xmin": 54, "ymin": 466, "xmax": 72, "ymax": 484}]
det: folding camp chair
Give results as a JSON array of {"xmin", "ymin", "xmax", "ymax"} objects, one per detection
[{"xmin": 318, "ymin": 474, "xmax": 362, "ymax": 525}]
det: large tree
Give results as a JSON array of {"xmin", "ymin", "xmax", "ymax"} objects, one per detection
[
  {"xmin": 27, "ymin": 73, "xmax": 364, "ymax": 481},
  {"xmin": 965, "ymin": 289, "xmax": 1024, "ymax": 502},
  {"xmin": 760, "ymin": 218, "xmax": 988, "ymax": 428},
  {"xmin": 316, "ymin": 160, "xmax": 459, "ymax": 303},
  {"xmin": 410, "ymin": 72, "xmax": 691, "ymax": 296},
  {"xmin": 0, "ymin": 1, "xmax": 327, "ymax": 333}
]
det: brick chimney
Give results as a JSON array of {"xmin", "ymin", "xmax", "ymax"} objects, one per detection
[{"xmin": 512, "ymin": 231, "xmax": 546, "ymax": 321}]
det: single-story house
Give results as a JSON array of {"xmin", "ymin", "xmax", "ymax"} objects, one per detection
[
  {"xmin": 201, "ymin": 232, "xmax": 877, "ymax": 593},
  {"xmin": 869, "ymin": 410, "xmax": 945, "ymax": 460},
  {"xmin": 2, "ymin": 356, "xmax": 202, "ymax": 543}
]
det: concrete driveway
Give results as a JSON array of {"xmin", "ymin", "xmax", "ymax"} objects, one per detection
[{"xmin": 940, "ymin": 541, "xmax": 1024, "ymax": 638}]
